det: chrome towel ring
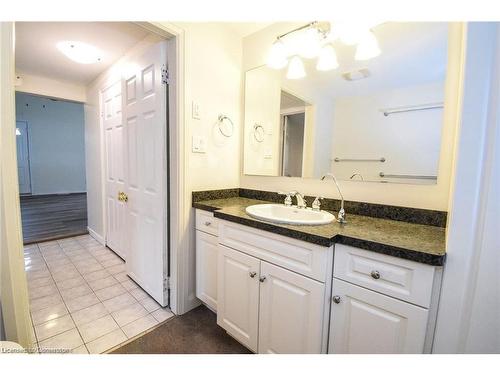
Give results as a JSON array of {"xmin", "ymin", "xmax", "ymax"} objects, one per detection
[
  {"xmin": 253, "ymin": 123, "xmax": 265, "ymax": 143},
  {"xmin": 218, "ymin": 114, "xmax": 234, "ymax": 137}
]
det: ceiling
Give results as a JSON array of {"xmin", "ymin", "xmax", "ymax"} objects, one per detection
[
  {"xmin": 224, "ymin": 22, "xmax": 272, "ymax": 38},
  {"xmin": 270, "ymin": 22, "xmax": 450, "ymax": 99},
  {"xmin": 15, "ymin": 22, "xmax": 150, "ymax": 85}
]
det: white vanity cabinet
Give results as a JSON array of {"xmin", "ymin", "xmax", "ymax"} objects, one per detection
[
  {"xmin": 196, "ymin": 209, "xmax": 333, "ymax": 354},
  {"xmin": 195, "ymin": 210, "xmax": 219, "ymax": 311},
  {"xmin": 328, "ymin": 244, "xmax": 442, "ymax": 354}
]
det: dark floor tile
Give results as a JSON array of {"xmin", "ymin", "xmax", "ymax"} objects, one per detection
[{"xmin": 111, "ymin": 305, "xmax": 252, "ymax": 354}]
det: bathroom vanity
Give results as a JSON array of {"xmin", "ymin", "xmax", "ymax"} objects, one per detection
[{"xmin": 193, "ymin": 190, "xmax": 446, "ymax": 354}]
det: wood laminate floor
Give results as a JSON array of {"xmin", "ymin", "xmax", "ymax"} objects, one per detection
[{"xmin": 20, "ymin": 193, "xmax": 88, "ymax": 244}]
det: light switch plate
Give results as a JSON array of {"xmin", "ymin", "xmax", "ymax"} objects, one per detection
[
  {"xmin": 192, "ymin": 101, "xmax": 201, "ymax": 120},
  {"xmin": 192, "ymin": 135, "xmax": 207, "ymax": 153}
]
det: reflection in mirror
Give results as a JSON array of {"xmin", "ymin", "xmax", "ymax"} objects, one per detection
[{"xmin": 243, "ymin": 22, "xmax": 449, "ymax": 184}]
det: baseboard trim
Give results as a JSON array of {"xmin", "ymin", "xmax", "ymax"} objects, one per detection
[{"xmin": 87, "ymin": 227, "xmax": 105, "ymax": 245}]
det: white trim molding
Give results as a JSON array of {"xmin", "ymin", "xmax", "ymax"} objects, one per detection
[
  {"xmin": 87, "ymin": 226, "xmax": 105, "ymax": 245},
  {"xmin": 433, "ymin": 22, "xmax": 500, "ymax": 354}
]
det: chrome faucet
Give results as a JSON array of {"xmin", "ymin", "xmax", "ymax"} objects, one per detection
[
  {"xmin": 293, "ymin": 192, "xmax": 307, "ymax": 209},
  {"xmin": 321, "ymin": 173, "xmax": 346, "ymax": 224},
  {"xmin": 350, "ymin": 173, "xmax": 364, "ymax": 181},
  {"xmin": 278, "ymin": 191, "xmax": 307, "ymax": 208}
]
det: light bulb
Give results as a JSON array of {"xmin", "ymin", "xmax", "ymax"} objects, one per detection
[
  {"xmin": 286, "ymin": 56, "xmax": 306, "ymax": 79},
  {"xmin": 316, "ymin": 44, "xmax": 339, "ymax": 71},
  {"xmin": 297, "ymin": 27, "xmax": 322, "ymax": 59},
  {"xmin": 334, "ymin": 22, "xmax": 367, "ymax": 45},
  {"xmin": 355, "ymin": 31, "xmax": 381, "ymax": 60},
  {"xmin": 266, "ymin": 40, "xmax": 288, "ymax": 69}
]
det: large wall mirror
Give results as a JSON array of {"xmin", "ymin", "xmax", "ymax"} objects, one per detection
[{"xmin": 243, "ymin": 22, "xmax": 450, "ymax": 184}]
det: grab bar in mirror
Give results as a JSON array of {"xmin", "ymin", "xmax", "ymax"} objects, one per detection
[
  {"xmin": 381, "ymin": 102, "xmax": 443, "ymax": 117},
  {"xmin": 379, "ymin": 172, "xmax": 437, "ymax": 180},
  {"xmin": 333, "ymin": 157, "xmax": 386, "ymax": 162}
]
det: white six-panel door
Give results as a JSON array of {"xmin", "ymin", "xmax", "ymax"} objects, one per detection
[
  {"xmin": 103, "ymin": 81, "xmax": 127, "ymax": 259},
  {"xmin": 258, "ymin": 261, "xmax": 325, "ymax": 353},
  {"xmin": 329, "ymin": 278, "xmax": 429, "ymax": 354},
  {"xmin": 16, "ymin": 120, "xmax": 31, "ymax": 195},
  {"xmin": 217, "ymin": 245, "xmax": 260, "ymax": 352},
  {"xmin": 122, "ymin": 41, "xmax": 168, "ymax": 306}
]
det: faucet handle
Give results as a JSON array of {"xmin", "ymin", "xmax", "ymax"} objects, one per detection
[
  {"xmin": 277, "ymin": 191, "xmax": 293, "ymax": 206},
  {"xmin": 312, "ymin": 196, "xmax": 324, "ymax": 211}
]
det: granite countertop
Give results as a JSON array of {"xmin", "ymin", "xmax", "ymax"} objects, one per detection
[{"xmin": 193, "ymin": 197, "xmax": 447, "ymax": 266}]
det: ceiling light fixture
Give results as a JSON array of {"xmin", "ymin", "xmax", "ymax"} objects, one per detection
[
  {"xmin": 286, "ymin": 56, "xmax": 306, "ymax": 79},
  {"xmin": 316, "ymin": 44, "xmax": 339, "ymax": 71},
  {"xmin": 56, "ymin": 41, "xmax": 102, "ymax": 64}
]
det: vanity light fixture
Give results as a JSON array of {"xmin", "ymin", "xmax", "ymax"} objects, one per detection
[
  {"xmin": 267, "ymin": 39, "xmax": 288, "ymax": 69},
  {"xmin": 266, "ymin": 21, "xmax": 382, "ymax": 78},
  {"xmin": 287, "ymin": 56, "xmax": 306, "ymax": 79},
  {"xmin": 316, "ymin": 44, "xmax": 339, "ymax": 71},
  {"xmin": 355, "ymin": 31, "xmax": 381, "ymax": 60},
  {"xmin": 56, "ymin": 41, "xmax": 102, "ymax": 64}
]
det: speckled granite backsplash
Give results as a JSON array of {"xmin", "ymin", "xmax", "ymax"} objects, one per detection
[{"xmin": 192, "ymin": 188, "xmax": 447, "ymax": 227}]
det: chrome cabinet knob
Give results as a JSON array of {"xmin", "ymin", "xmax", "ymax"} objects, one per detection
[
  {"xmin": 370, "ymin": 270, "xmax": 381, "ymax": 279},
  {"xmin": 204, "ymin": 221, "xmax": 211, "ymax": 226},
  {"xmin": 249, "ymin": 271, "xmax": 257, "ymax": 278},
  {"xmin": 259, "ymin": 276, "xmax": 266, "ymax": 283},
  {"xmin": 332, "ymin": 295, "xmax": 341, "ymax": 304}
]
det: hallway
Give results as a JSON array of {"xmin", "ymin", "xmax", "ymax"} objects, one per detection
[{"xmin": 25, "ymin": 234, "xmax": 174, "ymax": 353}]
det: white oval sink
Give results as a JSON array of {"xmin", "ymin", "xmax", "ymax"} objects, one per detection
[{"xmin": 245, "ymin": 204, "xmax": 335, "ymax": 226}]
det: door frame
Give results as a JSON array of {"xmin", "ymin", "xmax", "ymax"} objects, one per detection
[{"xmin": 15, "ymin": 119, "xmax": 33, "ymax": 195}]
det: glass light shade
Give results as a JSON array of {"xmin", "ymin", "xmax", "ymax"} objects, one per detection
[
  {"xmin": 56, "ymin": 41, "xmax": 102, "ymax": 64},
  {"xmin": 316, "ymin": 44, "xmax": 339, "ymax": 71},
  {"xmin": 286, "ymin": 56, "xmax": 306, "ymax": 79},
  {"xmin": 297, "ymin": 27, "xmax": 322, "ymax": 59},
  {"xmin": 333, "ymin": 22, "xmax": 367, "ymax": 45},
  {"xmin": 266, "ymin": 40, "xmax": 288, "ymax": 69},
  {"xmin": 355, "ymin": 32, "xmax": 381, "ymax": 60}
]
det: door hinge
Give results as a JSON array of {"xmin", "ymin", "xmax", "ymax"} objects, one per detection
[
  {"xmin": 161, "ymin": 66, "xmax": 170, "ymax": 85},
  {"xmin": 164, "ymin": 276, "xmax": 170, "ymax": 291}
]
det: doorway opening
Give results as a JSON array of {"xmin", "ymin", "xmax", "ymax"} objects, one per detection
[{"xmin": 15, "ymin": 21, "xmax": 175, "ymax": 354}]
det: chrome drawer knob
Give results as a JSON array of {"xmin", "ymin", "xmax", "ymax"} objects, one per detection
[
  {"xmin": 332, "ymin": 295, "xmax": 341, "ymax": 304},
  {"xmin": 259, "ymin": 276, "xmax": 266, "ymax": 283},
  {"xmin": 249, "ymin": 271, "xmax": 257, "ymax": 278},
  {"xmin": 371, "ymin": 270, "xmax": 381, "ymax": 279},
  {"xmin": 204, "ymin": 221, "xmax": 212, "ymax": 226}
]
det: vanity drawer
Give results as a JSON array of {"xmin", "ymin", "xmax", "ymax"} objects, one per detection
[
  {"xmin": 218, "ymin": 220, "xmax": 331, "ymax": 282},
  {"xmin": 333, "ymin": 244, "xmax": 436, "ymax": 308},
  {"xmin": 196, "ymin": 209, "xmax": 219, "ymax": 236}
]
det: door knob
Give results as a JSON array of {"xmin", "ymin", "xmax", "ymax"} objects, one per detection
[
  {"xmin": 332, "ymin": 295, "xmax": 341, "ymax": 304},
  {"xmin": 249, "ymin": 271, "xmax": 257, "ymax": 278},
  {"xmin": 370, "ymin": 270, "xmax": 381, "ymax": 279},
  {"xmin": 259, "ymin": 276, "xmax": 266, "ymax": 283}
]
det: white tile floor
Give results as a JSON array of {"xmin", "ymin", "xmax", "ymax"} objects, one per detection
[{"xmin": 24, "ymin": 235, "xmax": 174, "ymax": 354}]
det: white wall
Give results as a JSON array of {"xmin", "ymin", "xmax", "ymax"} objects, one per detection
[
  {"xmin": 15, "ymin": 92, "xmax": 86, "ymax": 195},
  {"xmin": 178, "ymin": 23, "xmax": 242, "ymax": 192},
  {"xmin": 240, "ymin": 23, "xmax": 463, "ymax": 211},
  {"xmin": 15, "ymin": 71, "xmax": 86, "ymax": 103},
  {"xmin": 433, "ymin": 22, "xmax": 500, "ymax": 354},
  {"xmin": 331, "ymin": 82, "xmax": 444, "ymax": 183}
]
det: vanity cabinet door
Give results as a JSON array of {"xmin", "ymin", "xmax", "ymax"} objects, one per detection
[
  {"xmin": 195, "ymin": 230, "xmax": 218, "ymax": 311},
  {"xmin": 217, "ymin": 245, "xmax": 260, "ymax": 352},
  {"xmin": 329, "ymin": 279, "xmax": 428, "ymax": 354},
  {"xmin": 258, "ymin": 261, "xmax": 325, "ymax": 354}
]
